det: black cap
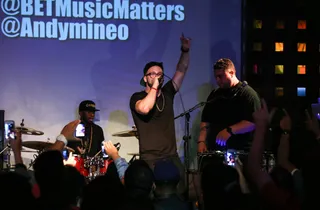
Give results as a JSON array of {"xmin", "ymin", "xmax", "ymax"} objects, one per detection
[
  {"xmin": 79, "ymin": 100, "xmax": 100, "ymax": 112},
  {"xmin": 140, "ymin": 61, "xmax": 164, "ymax": 87}
]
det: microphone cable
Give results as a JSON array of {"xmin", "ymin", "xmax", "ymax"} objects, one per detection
[
  {"xmin": 163, "ymin": 73, "xmax": 186, "ymax": 113},
  {"xmin": 163, "ymin": 73, "xmax": 201, "ymax": 203}
]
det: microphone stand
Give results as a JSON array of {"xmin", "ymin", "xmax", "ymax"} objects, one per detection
[
  {"xmin": 0, "ymin": 119, "xmax": 25, "ymax": 170},
  {"xmin": 174, "ymin": 101, "xmax": 207, "ymax": 200},
  {"xmin": 0, "ymin": 144, "xmax": 11, "ymax": 170}
]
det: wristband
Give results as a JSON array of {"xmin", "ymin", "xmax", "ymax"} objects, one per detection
[
  {"xmin": 56, "ymin": 134, "xmax": 68, "ymax": 145},
  {"xmin": 197, "ymin": 141, "xmax": 206, "ymax": 144},
  {"xmin": 151, "ymin": 87, "xmax": 158, "ymax": 91},
  {"xmin": 181, "ymin": 47, "xmax": 189, "ymax": 52}
]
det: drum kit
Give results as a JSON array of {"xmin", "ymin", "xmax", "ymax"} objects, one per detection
[
  {"xmin": 0, "ymin": 119, "xmax": 76, "ymax": 170},
  {"xmin": 112, "ymin": 126, "xmax": 140, "ymax": 163},
  {"xmin": 1, "ymin": 121, "xmax": 140, "ymax": 181},
  {"xmin": 68, "ymin": 126, "xmax": 138, "ymax": 181},
  {"xmin": 70, "ymin": 154, "xmax": 113, "ymax": 181}
]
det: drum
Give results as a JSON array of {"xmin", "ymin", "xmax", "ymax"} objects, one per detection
[
  {"xmin": 198, "ymin": 150, "xmax": 249, "ymax": 171},
  {"xmin": 198, "ymin": 150, "xmax": 225, "ymax": 172},
  {"xmin": 67, "ymin": 156, "xmax": 113, "ymax": 182},
  {"xmin": 73, "ymin": 155, "xmax": 89, "ymax": 177},
  {"xmin": 84, "ymin": 157, "xmax": 112, "ymax": 181},
  {"xmin": 72, "ymin": 156, "xmax": 116, "ymax": 181},
  {"xmin": 86, "ymin": 157, "xmax": 100, "ymax": 181},
  {"xmin": 198, "ymin": 150, "xmax": 276, "ymax": 172},
  {"xmin": 99, "ymin": 158, "xmax": 113, "ymax": 175}
]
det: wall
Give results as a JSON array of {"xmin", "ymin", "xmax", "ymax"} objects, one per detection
[{"xmin": 0, "ymin": 0, "xmax": 242, "ymax": 169}]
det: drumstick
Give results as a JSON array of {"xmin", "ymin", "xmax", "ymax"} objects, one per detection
[{"xmin": 94, "ymin": 150, "xmax": 101, "ymax": 157}]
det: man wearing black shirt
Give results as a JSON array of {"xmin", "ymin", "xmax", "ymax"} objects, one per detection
[
  {"xmin": 198, "ymin": 58, "xmax": 260, "ymax": 153},
  {"xmin": 68, "ymin": 100, "xmax": 105, "ymax": 157},
  {"xmin": 130, "ymin": 34, "xmax": 191, "ymax": 196}
]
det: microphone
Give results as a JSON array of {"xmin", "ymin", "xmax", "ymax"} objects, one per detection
[
  {"xmin": 101, "ymin": 141, "xmax": 121, "ymax": 150},
  {"xmin": 114, "ymin": 142, "xmax": 121, "ymax": 150},
  {"xmin": 158, "ymin": 75, "xmax": 164, "ymax": 88}
]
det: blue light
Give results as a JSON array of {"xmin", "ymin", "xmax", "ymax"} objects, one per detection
[{"xmin": 297, "ymin": 87, "xmax": 306, "ymax": 97}]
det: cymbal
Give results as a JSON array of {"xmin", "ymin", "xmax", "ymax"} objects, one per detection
[
  {"xmin": 22, "ymin": 141, "xmax": 52, "ymax": 151},
  {"xmin": 16, "ymin": 127, "xmax": 44, "ymax": 136},
  {"xmin": 22, "ymin": 141, "xmax": 75, "ymax": 153},
  {"xmin": 127, "ymin": 153, "xmax": 139, "ymax": 156},
  {"xmin": 21, "ymin": 148, "xmax": 37, "ymax": 153},
  {"xmin": 112, "ymin": 130, "xmax": 138, "ymax": 137}
]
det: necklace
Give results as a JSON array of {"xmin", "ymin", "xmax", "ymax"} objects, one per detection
[
  {"xmin": 80, "ymin": 125, "xmax": 93, "ymax": 155},
  {"xmin": 156, "ymin": 92, "xmax": 165, "ymax": 112}
]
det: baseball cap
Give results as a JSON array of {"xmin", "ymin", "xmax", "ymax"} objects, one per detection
[
  {"xmin": 79, "ymin": 100, "xmax": 100, "ymax": 112},
  {"xmin": 153, "ymin": 160, "xmax": 180, "ymax": 182},
  {"xmin": 140, "ymin": 61, "xmax": 164, "ymax": 86}
]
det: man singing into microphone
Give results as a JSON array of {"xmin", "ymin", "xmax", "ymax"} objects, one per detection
[
  {"xmin": 198, "ymin": 58, "xmax": 260, "ymax": 153},
  {"xmin": 129, "ymin": 34, "xmax": 191, "ymax": 196}
]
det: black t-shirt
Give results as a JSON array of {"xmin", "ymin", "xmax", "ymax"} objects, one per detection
[
  {"xmin": 130, "ymin": 80, "xmax": 177, "ymax": 160},
  {"xmin": 67, "ymin": 123, "xmax": 104, "ymax": 157},
  {"xmin": 201, "ymin": 82, "xmax": 260, "ymax": 151}
]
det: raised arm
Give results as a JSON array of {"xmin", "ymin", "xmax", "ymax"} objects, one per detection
[
  {"xmin": 50, "ymin": 120, "xmax": 81, "ymax": 151},
  {"xmin": 277, "ymin": 111, "xmax": 296, "ymax": 172},
  {"xmin": 248, "ymin": 100, "xmax": 301, "ymax": 209},
  {"xmin": 247, "ymin": 99, "xmax": 272, "ymax": 190},
  {"xmin": 172, "ymin": 33, "xmax": 191, "ymax": 91}
]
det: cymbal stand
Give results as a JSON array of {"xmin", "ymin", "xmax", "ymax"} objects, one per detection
[
  {"xmin": 128, "ymin": 154, "xmax": 137, "ymax": 164},
  {"xmin": 0, "ymin": 144, "xmax": 11, "ymax": 169},
  {"xmin": 0, "ymin": 119, "xmax": 24, "ymax": 169},
  {"xmin": 0, "ymin": 119, "xmax": 25, "ymax": 170},
  {"xmin": 28, "ymin": 150, "xmax": 43, "ymax": 170}
]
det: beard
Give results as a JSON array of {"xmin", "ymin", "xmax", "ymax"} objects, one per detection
[{"xmin": 80, "ymin": 116, "xmax": 93, "ymax": 124}]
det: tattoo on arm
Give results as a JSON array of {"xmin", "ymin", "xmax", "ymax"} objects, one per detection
[{"xmin": 176, "ymin": 51, "xmax": 190, "ymax": 73}]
